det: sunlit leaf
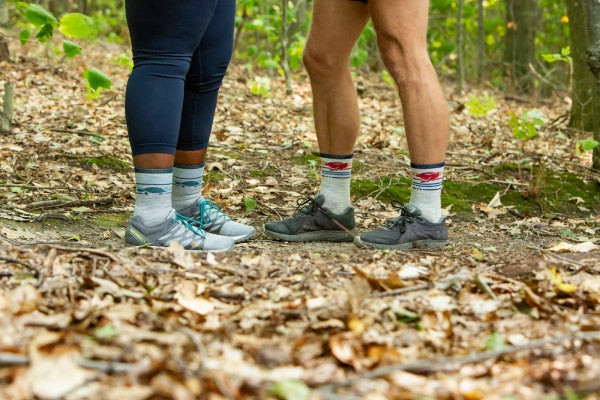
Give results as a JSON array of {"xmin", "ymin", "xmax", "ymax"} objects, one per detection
[{"xmin": 59, "ymin": 13, "xmax": 95, "ymax": 38}]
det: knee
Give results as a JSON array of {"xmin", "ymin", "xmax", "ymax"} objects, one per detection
[
  {"xmin": 302, "ymin": 42, "xmax": 347, "ymax": 81},
  {"xmin": 377, "ymin": 34, "xmax": 431, "ymax": 88},
  {"xmin": 133, "ymin": 55, "xmax": 191, "ymax": 81}
]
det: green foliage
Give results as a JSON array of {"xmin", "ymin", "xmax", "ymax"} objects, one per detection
[
  {"xmin": 83, "ymin": 68, "xmax": 112, "ymax": 99},
  {"xmin": 541, "ymin": 46, "xmax": 572, "ymax": 66},
  {"xmin": 59, "ymin": 13, "xmax": 96, "ymax": 38},
  {"xmin": 508, "ymin": 109, "xmax": 546, "ymax": 140},
  {"xmin": 576, "ymin": 139, "xmax": 599, "ymax": 154},
  {"xmin": 14, "ymin": 3, "xmax": 113, "ymax": 99},
  {"xmin": 485, "ymin": 331, "xmax": 506, "ymax": 351},
  {"xmin": 62, "ymin": 40, "xmax": 82, "ymax": 58},
  {"xmin": 244, "ymin": 196, "xmax": 257, "ymax": 212},
  {"xmin": 466, "ymin": 93, "xmax": 497, "ymax": 117},
  {"xmin": 246, "ymin": 76, "xmax": 271, "ymax": 98},
  {"xmin": 268, "ymin": 380, "xmax": 310, "ymax": 400}
]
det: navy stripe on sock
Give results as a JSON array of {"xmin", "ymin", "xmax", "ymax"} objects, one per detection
[
  {"xmin": 410, "ymin": 162, "xmax": 445, "ymax": 169},
  {"xmin": 134, "ymin": 168, "xmax": 173, "ymax": 174},
  {"xmin": 174, "ymin": 163, "xmax": 205, "ymax": 169},
  {"xmin": 320, "ymin": 153, "xmax": 354, "ymax": 160}
]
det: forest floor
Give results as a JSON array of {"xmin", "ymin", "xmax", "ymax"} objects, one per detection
[{"xmin": 1, "ymin": 38, "xmax": 600, "ymax": 400}]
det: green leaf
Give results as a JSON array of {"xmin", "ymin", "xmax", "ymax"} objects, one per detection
[
  {"xmin": 19, "ymin": 29, "xmax": 31, "ymax": 45},
  {"xmin": 35, "ymin": 23, "xmax": 54, "ymax": 42},
  {"xmin": 83, "ymin": 68, "xmax": 112, "ymax": 90},
  {"xmin": 561, "ymin": 46, "xmax": 571, "ymax": 57},
  {"xmin": 62, "ymin": 40, "xmax": 82, "ymax": 58},
  {"xmin": 59, "ymin": 13, "xmax": 95, "ymax": 38},
  {"xmin": 485, "ymin": 331, "xmax": 506, "ymax": 351},
  {"xmin": 24, "ymin": 4, "xmax": 57, "ymax": 28},
  {"xmin": 391, "ymin": 306, "xmax": 420, "ymax": 323},
  {"xmin": 94, "ymin": 324, "xmax": 120, "ymax": 340},
  {"xmin": 268, "ymin": 380, "xmax": 310, "ymax": 400},
  {"xmin": 244, "ymin": 197, "xmax": 257, "ymax": 212},
  {"xmin": 576, "ymin": 139, "xmax": 599, "ymax": 154}
]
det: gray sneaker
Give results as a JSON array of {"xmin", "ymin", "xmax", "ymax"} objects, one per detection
[
  {"xmin": 263, "ymin": 194, "xmax": 356, "ymax": 242},
  {"xmin": 125, "ymin": 209, "xmax": 234, "ymax": 252},
  {"xmin": 177, "ymin": 199, "xmax": 257, "ymax": 243},
  {"xmin": 354, "ymin": 203, "xmax": 448, "ymax": 250}
]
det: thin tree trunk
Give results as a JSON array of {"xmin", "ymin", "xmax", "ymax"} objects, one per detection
[
  {"xmin": 477, "ymin": 0, "xmax": 484, "ymax": 84},
  {"xmin": 0, "ymin": 0, "xmax": 9, "ymax": 26},
  {"xmin": 281, "ymin": 0, "xmax": 293, "ymax": 94},
  {"xmin": 565, "ymin": 0, "xmax": 595, "ymax": 133},
  {"xmin": 504, "ymin": 0, "xmax": 538, "ymax": 94},
  {"xmin": 457, "ymin": 0, "xmax": 465, "ymax": 94},
  {"xmin": 586, "ymin": 0, "xmax": 600, "ymax": 170},
  {"xmin": 1, "ymin": 82, "xmax": 14, "ymax": 133}
]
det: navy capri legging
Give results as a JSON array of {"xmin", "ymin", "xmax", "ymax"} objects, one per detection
[{"xmin": 125, "ymin": 0, "xmax": 235, "ymax": 156}]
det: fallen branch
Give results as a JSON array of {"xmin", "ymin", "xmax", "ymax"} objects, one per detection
[
  {"xmin": 0, "ymin": 255, "xmax": 44, "ymax": 287},
  {"xmin": 49, "ymin": 246, "xmax": 121, "ymax": 263},
  {"xmin": 27, "ymin": 196, "xmax": 114, "ymax": 210},
  {"xmin": 369, "ymin": 283, "xmax": 430, "ymax": 298},
  {"xmin": 317, "ymin": 331, "xmax": 600, "ymax": 391},
  {"xmin": 0, "ymin": 352, "xmax": 29, "ymax": 366}
]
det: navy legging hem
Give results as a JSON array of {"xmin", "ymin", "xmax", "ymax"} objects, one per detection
[{"xmin": 125, "ymin": 0, "xmax": 235, "ymax": 156}]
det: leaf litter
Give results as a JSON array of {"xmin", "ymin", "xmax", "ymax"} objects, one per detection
[{"xmin": 0, "ymin": 36, "xmax": 599, "ymax": 399}]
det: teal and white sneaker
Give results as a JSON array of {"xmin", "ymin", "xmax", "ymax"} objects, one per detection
[
  {"xmin": 125, "ymin": 209, "xmax": 234, "ymax": 252},
  {"xmin": 176, "ymin": 199, "xmax": 257, "ymax": 243}
]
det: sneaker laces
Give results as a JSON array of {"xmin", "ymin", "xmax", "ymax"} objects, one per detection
[
  {"xmin": 174, "ymin": 213, "xmax": 206, "ymax": 238},
  {"xmin": 385, "ymin": 201, "xmax": 415, "ymax": 233},
  {"xmin": 294, "ymin": 196, "xmax": 321, "ymax": 216},
  {"xmin": 196, "ymin": 200, "xmax": 231, "ymax": 228}
]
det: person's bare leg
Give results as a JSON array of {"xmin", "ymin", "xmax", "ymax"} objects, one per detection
[
  {"xmin": 370, "ymin": 0, "xmax": 449, "ymax": 224},
  {"xmin": 303, "ymin": 0, "xmax": 369, "ymax": 214},
  {"xmin": 369, "ymin": 0, "xmax": 448, "ymax": 164},
  {"xmin": 304, "ymin": 0, "xmax": 369, "ymax": 155}
]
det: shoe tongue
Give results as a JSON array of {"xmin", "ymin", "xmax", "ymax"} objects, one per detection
[
  {"xmin": 404, "ymin": 204, "xmax": 422, "ymax": 216},
  {"xmin": 314, "ymin": 193, "xmax": 326, "ymax": 206}
]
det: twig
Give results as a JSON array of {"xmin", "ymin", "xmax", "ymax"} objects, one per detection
[
  {"xmin": 0, "ymin": 255, "xmax": 44, "ymax": 287},
  {"xmin": 27, "ymin": 196, "xmax": 113, "ymax": 210},
  {"xmin": 317, "ymin": 331, "xmax": 600, "ymax": 391},
  {"xmin": 0, "ymin": 352, "xmax": 29, "ymax": 366},
  {"xmin": 49, "ymin": 246, "xmax": 121, "ymax": 263},
  {"xmin": 474, "ymin": 274, "xmax": 497, "ymax": 300},
  {"xmin": 50, "ymin": 128, "xmax": 101, "ymax": 137},
  {"xmin": 369, "ymin": 283, "xmax": 430, "ymax": 298}
]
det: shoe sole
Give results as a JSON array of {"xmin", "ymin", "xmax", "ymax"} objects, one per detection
[
  {"xmin": 263, "ymin": 225, "xmax": 356, "ymax": 242},
  {"xmin": 354, "ymin": 236, "xmax": 447, "ymax": 250},
  {"xmin": 124, "ymin": 240, "xmax": 234, "ymax": 253},
  {"xmin": 226, "ymin": 228, "xmax": 258, "ymax": 244}
]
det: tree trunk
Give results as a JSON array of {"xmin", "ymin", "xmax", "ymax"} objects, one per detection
[
  {"xmin": 504, "ymin": 0, "xmax": 538, "ymax": 94},
  {"xmin": 0, "ymin": 0, "xmax": 9, "ymax": 27},
  {"xmin": 281, "ymin": 0, "xmax": 293, "ymax": 94},
  {"xmin": 565, "ymin": 0, "xmax": 595, "ymax": 133},
  {"xmin": 586, "ymin": 0, "xmax": 600, "ymax": 170},
  {"xmin": 457, "ymin": 0, "xmax": 465, "ymax": 94},
  {"xmin": 1, "ymin": 82, "xmax": 14, "ymax": 133},
  {"xmin": 477, "ymin": 0, "xmax": 485, "ymax": 84}
]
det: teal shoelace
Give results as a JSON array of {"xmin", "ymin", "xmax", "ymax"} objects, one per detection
[
  {"xmin": 198, "ymin": 200, "xmax": 230, "ymax": 227},
  {"xmin": 175, "ymin": 213, "xmax": 206, "ymax": 238}
]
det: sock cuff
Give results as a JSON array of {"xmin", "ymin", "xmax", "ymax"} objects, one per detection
[
  {"xmin": 320, "ymin": 153, "xmax": 354, "ymax": 160},
  {"xmin": 410, "ymin": 161, "xmax": 445, "ymax": 169},
  {"xmin": 134, "ymin": 168, "xmax": 173, "ymax": 174},
  {"xmin": 173, "ymin": 163, "xmax": 205, "ymax": 170}
]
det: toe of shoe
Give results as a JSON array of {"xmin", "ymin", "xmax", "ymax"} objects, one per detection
[{"xmin": 203, "ymin": 233, "xmax": 235, "ymax": 252}]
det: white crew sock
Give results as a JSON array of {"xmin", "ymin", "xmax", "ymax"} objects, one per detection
[
  {"xmin": 408, "ymin": 162, "xmax": 445, "ymax": 223},
  {"xmin": 133, "ymin": 168, "xmax": 173, "ymax": 226},
  {"xmin": 172, "ymin": 163, "xmax": 205, "ymax": 211},
  {"xmin": 320, "ymin": 153, "xmax": 353, "ymax": 214}
]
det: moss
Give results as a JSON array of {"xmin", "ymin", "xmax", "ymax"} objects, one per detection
[
  {"xmin": 249, "ymin": 169, "xmax": 266, "ymax": 178},
  {"xmin": 352, "ymin": 167, "xmax": 600, "ymax": 218},
  {"xmin": 204, "ymin": 170, "xmax": 227, "ymax": 184},
  {"xmin": 93, "ymin": 213, "xmax": 129, "ymax": 229},
  {"xmin": 82, "ymin": 156, "xmax": 130, "ymax": 172}
]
